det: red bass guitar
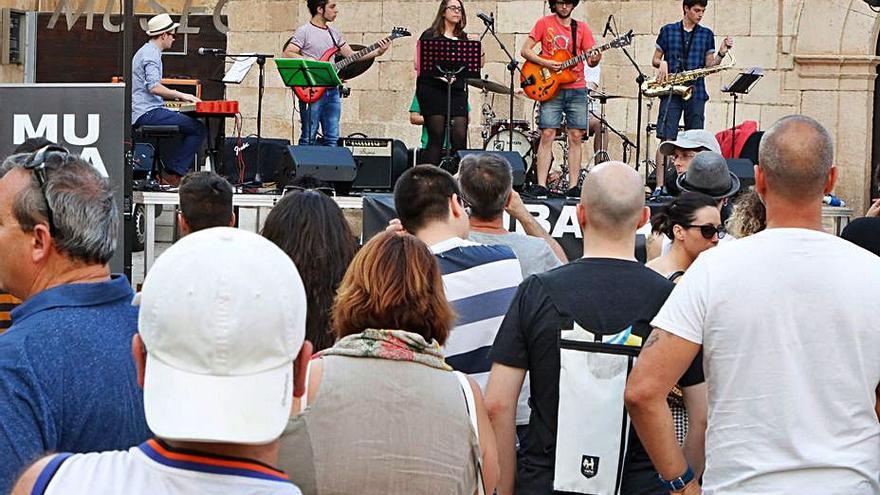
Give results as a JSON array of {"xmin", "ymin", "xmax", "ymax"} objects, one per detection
[
  {"xmin": 520, "ymin": 30, "xmax": 633, "ymax": 103},
  {"xmin": 293, "ymin": 27, "xmax": 411, "ymax": 104}
]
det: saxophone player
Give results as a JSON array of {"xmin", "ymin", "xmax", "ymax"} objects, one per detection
[{"xmin": 652, "ymin": 0, "xmax": 732, "ymax": 195}]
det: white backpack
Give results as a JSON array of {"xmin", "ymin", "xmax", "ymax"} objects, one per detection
[{"xmin": 553, "ymin": 322, "xmax": 642, "ymax": 494}]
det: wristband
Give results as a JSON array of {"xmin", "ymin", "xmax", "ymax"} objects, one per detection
[{"xmin": 657, "ymin": 466, "xmax": 694, "ymax": 492}]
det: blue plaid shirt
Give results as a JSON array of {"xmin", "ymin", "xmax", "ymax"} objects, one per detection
[{"xmin": 655, "ymin": 21, "xmax": 716, "ymax": 101}]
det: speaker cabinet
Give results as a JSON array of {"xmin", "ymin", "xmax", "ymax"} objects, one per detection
[
  {"xmin": 456, "ymin": 150, "xmax": 527, "ymax": 187},
  {"xmin": 278, "ymin": 145, "xmax": 357, "ymax": 192},
  {"xmin": 726, "ymin": 158, "xmax": 755, "ymax": 189},
  {"xmin": 221, "ymin": 137, "xmax": 291, "ymax": 184},
  {"xmin": 339, "ymin": 137, "xmax": 410, "ymax": 191}
]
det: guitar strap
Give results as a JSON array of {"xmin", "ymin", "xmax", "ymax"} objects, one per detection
[
  {"xmin": 679, "ymin": 21, "xmax": 697, "ymax": 70},
  {"xmin": 570, "ymin": 18, "xmax": 578, "ymax": 57},
  {"xmin": 327, "ymin": 26, "xmax": 343, "ymax": 50}
]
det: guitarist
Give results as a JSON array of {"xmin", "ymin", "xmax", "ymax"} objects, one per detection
[
  {"xmin": 283, "ymin": 0, "xmax": 388, "ymax": 146},
  {"xmin": 521, "ymin": 0, "xmax": 601, "ymax": 197}
]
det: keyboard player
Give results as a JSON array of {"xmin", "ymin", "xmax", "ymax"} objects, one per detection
[{"xmin": 132, "ymin": 13, "xmax": 206, "ymax": 186}]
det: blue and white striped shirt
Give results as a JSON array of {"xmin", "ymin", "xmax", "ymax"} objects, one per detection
[{"xmin": 431, "ymin": 237, "xmax": 523, "ymax": 391}]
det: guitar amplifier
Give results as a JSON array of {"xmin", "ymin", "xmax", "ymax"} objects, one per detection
[
  {"xmin": 339, "ymin": 137, "xmax": 410, "ymax": 191},
  {"xmin": 221, "ymin": 137, "xmax": 291, "ymax": 184}
]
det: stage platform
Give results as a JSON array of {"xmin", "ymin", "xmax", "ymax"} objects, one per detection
[{"xmin": 132, "ymin": 191, "xmax": 854, "ymax": 286}]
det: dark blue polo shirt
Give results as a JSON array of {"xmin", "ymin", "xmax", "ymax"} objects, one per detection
[{"xmin": 0, "ymin": 275, "xmax": 150, "ymax": 493}]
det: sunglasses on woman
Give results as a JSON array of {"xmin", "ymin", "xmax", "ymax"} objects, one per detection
[{"xmin": 682, "ymin": 223, "xmax": 726, "ymax": 240}]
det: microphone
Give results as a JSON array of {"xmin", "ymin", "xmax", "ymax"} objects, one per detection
[
  {"xmin": 602, "ymin": 15, "xmax": 613, "ymax": 37},
  {"xmin": 197, "ymin": 47, "xmax": 225, "ymax": 55},
  {"xmin": 477, "ymin": 11, "xmax": 494, "ymax": 26}
]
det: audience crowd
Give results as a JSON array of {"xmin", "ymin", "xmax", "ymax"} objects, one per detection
[{"xmin": 0, "ymin": 113, "xmax": 877, "ymax": 495}]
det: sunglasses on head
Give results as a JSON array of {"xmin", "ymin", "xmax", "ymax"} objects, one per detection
[
  {"xmin": 282, "ymin": 185, "xmax": 336, "ymax": 197},
  {"xmin": 682, "ymin": 223, "xmax": 726, "ymax": 240},
  {"xmin": 23, "ymin": 145, "xmax": 71, "ymax": 237},
  {"xmin": 454, "ymin": 193, "xmax": 472, "ymax": 216}
]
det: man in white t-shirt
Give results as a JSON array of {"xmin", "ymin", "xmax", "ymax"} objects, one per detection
[
  {"xmin": 625, "ymin": 115, "xmax": 880, "ymax": 495},
  {"xmin": 12, "ymin": 229, "xmax": 313, "ymax": 495}
]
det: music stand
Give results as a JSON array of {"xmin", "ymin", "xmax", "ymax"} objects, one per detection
[
  {"xmin": 275, "ymin": 58, "xmax": 342, "ymax": 152},
  {"xmin": 722, "ymin": 67, "xmax": 763, "ymax": 158},
  {"xmin": 418, "ymin": 38, "xmax": 481, "ymax": 172}
]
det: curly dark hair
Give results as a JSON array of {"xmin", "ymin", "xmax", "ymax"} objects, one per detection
[{"xmin": 261, "ymin": 190, "xmax": 358, "ymax": 352}]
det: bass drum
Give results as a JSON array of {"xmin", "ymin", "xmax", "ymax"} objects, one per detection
[{"xmin": 484, "ymin": 129, "xmax": 536, "ymax": 161}]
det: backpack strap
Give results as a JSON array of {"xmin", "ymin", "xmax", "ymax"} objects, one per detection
[{"xmin": 454, "ymin": 371, "xmax": 486, "ymax": 495}]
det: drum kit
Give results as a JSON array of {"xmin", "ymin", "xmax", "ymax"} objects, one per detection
[{"xmin": 468, "ymin": 77, "xmax": 631, "ymax": 191}]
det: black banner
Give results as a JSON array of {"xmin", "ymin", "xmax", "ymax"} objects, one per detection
[
  {"xmin": 362, "ymin": 193, "xmax": 649, "ymax": 262},
  {"xmin": 0, "ymin": 83, "xmax": 126, "ymax": 273}
]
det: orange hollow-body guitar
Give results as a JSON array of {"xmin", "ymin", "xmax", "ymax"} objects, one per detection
[{"xmin": 520, "ymin": 30, "xmax": 634, "ymax": 103}]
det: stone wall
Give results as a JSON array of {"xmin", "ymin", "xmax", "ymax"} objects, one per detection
[{"xmin": 1, "ymin": 0, "xmax": 878, "ymax": 209}]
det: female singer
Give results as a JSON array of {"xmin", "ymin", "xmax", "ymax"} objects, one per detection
[{"xmin": 415, "ymin": 0, "xmax": 484, "ymax": 166}]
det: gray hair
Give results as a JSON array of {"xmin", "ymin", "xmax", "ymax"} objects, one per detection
[
  {"xmin": 0, "ymin": 151, "xmax": 118, "ymax": 265},
  {"xmin": 758, "ymin": 115, "xmax": 833, "ymax": 200},
  {"xmin": 457, "ymin": 153, "xmax": 513, "ymax": 221}
]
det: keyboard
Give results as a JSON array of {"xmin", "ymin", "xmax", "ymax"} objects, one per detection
[{"xmin": 164, "ymin": 100, "xmax": 239, "ymax": 117}]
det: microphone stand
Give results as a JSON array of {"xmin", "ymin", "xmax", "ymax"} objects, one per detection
[
  {"xmin": 609, "ymin": 22, "xmax": 646, "ymax": 172},
  {"xmin": 481, "ymin": 15, "xmax": 522, "ymax": 152},
  {"xmin": 222, "ymin": 52, "xmax": 274, "ymax": 181}
]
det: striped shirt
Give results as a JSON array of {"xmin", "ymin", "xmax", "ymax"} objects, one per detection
[
  {"xmin": 431, "ymin": 237, "xmax": 523, "ymax": 391},
  {"xmin": 34, "ymin": 439, "xmax": 301, "ymax": 495},
  {"xmin": 0, "ymin": 292, "xmax": 19, "ymax": 333}
]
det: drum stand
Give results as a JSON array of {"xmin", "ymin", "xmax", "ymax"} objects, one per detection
[
  {"xmin": 480, "ymin": 88, "xmax": 495, "ymax": 144},
  {"xmin": 587, "ymin": 94, "xmax": 636, "ymax": 169},
  {"xmin": 639, "ymin": 98, "xmax": 658, "ymax": 182}
]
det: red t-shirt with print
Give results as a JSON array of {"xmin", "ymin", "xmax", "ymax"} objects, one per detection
[{"xmin": 529, "ymin": 14, "xmax": 596, "ymax": 89}]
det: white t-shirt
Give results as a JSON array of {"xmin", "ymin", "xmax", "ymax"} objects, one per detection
[
  {"xmin": 652, "ymin": 228, "xmax": 880, "ymax": 494},
  {"xmin": 37, "ymin": 439, "xmax": 302, "ymax": 495}
]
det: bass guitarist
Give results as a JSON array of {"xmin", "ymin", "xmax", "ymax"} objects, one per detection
[
  {"xmin": 283, "ymin": 0, "xmax": 388, "ymax": 146},
  {"xmin": 521, "ymin": 0, "xmax": 600, "ymax": 197}
]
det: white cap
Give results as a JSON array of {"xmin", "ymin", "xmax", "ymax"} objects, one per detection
[
  {"xmin": 658, "ymin": 129, "xmax": 722, "ymax": 156},
  {"xmin": 134, "ymin": 227, "xmax": 306, "ymax": 444}
]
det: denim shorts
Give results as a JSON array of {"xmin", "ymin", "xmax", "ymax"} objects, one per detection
[{"xmin": 538, "ymin": 88, "xmax": 589, "ymax": 130}]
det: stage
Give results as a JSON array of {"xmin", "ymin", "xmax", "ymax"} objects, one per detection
[{"xmin": 131, "ymin": 190, "xmax": 855, "ymax": 286}]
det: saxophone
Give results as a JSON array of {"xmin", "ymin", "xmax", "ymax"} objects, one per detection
[{"xmin": 641, "ymin": 51, "xmax": 736, "ymax": 101}]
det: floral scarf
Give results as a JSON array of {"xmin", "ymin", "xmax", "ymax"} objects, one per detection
[{"xmin": 318, "ymin": 329, "xmax": 452, "ymax": 371}]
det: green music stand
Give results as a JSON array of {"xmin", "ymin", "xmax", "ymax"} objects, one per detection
[
  {"xmin": 274, "ymin": 58, "xmax": 342, "ymax": 88},
  {"xmin": 275, "ymin": 58, "xmax": 342, "ymax": 147}
]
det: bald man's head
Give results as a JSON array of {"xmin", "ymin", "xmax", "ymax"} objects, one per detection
[
  {"xmin": 580, "ymin": 161, "xmax": 646, "ymax": 238},
  {"xmin": 758, "ymin": 115, "xmax": 834, "ymax": 202}
]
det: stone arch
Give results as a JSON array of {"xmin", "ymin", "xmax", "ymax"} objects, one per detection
[{"xmin": 789, "ymin": 0, "xmax": 880, "ymax": 210}]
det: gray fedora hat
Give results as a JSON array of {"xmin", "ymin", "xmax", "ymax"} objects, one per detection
[{"xmin": 676, "ymin": 151, "xmax": 741, "ymax": 199}]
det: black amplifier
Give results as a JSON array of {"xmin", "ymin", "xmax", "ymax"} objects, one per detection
[{"xmin": 339, "ymin": 137, "xmax": 410, "ymax": 191}]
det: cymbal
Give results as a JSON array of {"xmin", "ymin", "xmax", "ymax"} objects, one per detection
[
  {"xmin": 468, "ymin": 78, "xmax": 512, "ymax": 95},
  {"xmin": 335, "ymin": 44, "xmax": 375, "ymax": 81}
]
